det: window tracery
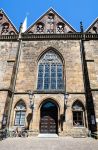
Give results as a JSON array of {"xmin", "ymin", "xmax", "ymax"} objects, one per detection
[
  {"xmin": 72, "ymin": 101, "xmax": 84, "ymax": 127},
  {"xmin": 36, "ymin": 22, "xmax": 44, "ymax": 33},
  {"xmin": 57, "ymin": 22, "xmax": 65, "ymax": 33},
  {"xmin": 37, "ymin": 50, "xmax": 64, "ymax": 91},
  {"xmin": 14, "ymin": 100, "xmax": 26, "ymax": 126},
  {"xmin": 1, "ymin": 22, "xmax": 9, "ymax": 35}
]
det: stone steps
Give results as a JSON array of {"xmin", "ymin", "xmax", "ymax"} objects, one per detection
[{"xmin": 38, "ymin": 134, "xmax": 58, "ymax": 138}]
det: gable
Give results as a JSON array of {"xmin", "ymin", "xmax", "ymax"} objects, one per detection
[
  {"xmin": 86, "ymin": 18, "xmax": 98, "ymax": 33},
  {"xmin": 0, "ymin": 9, "xmax": 18, "ymax": 35},
  {"xmin": 26, "ymin": 8, "xmax": 76, "ymax": 34}
]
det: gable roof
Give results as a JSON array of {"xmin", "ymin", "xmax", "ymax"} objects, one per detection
[
  {"xmin": 0, "ymin": 9, "xmax": 18, "ymax": 35},
  {"xmin": 86, "ymin": 17, "xmax": 98, "ymax": 33},
  {"xmin": 25, "ymin": 8, "xmax": 76, "ymax": 33}
]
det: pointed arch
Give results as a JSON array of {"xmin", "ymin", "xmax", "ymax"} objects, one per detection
[
  {"xmin": 72, "ymin": 100, "xmax": 85, "ymax": 127},
  {"xmin": 36, "ymin": 22, "xmax": 45, "ymax": 33},
  {"xmin": 72, "ymin": 100, "xmax": 85, "ymax": 110},
  {"xmin": 37, "ymin": 47, "xmax": 64, "ymax": 91},
  {"xmin": 37, "ymin": 47, "xmax": 65, "ymax": 64},
  {"xmin": 14, "ymin": 99, "xmax": 26, "ymax": 109},
  {"xmin": 14, "ymin": 99, "xmax": 26, "ymax": 126},
  {"xmin": 40, "ymin": 98, "xmax": 58, "ymax": 134},
  {"xmin": 39, "ymin": 98, "xmax": 60, "ymax": 110}
]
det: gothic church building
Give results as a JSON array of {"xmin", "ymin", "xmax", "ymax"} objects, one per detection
[{"xmin": 0, "ymin": 8, "xmax": 98, "ymax": 136}]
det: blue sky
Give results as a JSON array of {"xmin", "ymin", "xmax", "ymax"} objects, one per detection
[{"xmin": 0, "ymin": 0, "xmax": 98, "ymax": 31}]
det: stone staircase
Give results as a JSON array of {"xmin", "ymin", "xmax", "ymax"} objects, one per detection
[{"xmin": 38, "ymin": 134, "xmax": 58, "ymax": 138}]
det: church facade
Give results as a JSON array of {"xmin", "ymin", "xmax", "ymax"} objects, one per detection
[{"xmin": 0, "ymin": 8, "xmax": 98, "ymax": 136}]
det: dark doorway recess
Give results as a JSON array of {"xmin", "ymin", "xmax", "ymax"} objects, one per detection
[{"xmin": 40, "ymin": 100, "xmax": 58, "ymax": 134}]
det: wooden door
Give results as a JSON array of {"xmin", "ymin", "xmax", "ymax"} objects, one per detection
[{"xmin": 40, "ymin": 102, "xmax": 58, "ymax": 134}]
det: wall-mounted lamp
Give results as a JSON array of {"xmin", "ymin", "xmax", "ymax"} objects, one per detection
[
  {"xmin": 28, "ymin": 90, "xmax": 34, "ymax": 110},
  {"xmin": 64, "ymin": 93, "xmax": 69, "ymax": 107},
  {"xmin": 63, "ymin": 93, "xmax": 69, "ymax": 122}
]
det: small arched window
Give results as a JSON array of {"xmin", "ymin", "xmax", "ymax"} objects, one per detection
[
  {"xmin": 93, "ymin": 26, "xmax": 98, "ymax": 33},
  {"xmin": 9, "ymin": 31, "xmax": 15, "ymax": 35},
  {"xmin": 1, "ymin": 22, "xmax": 9, "ymax": 35},
  {"xmin": 0, "ymin": 13, "xmax": 3, "ymax": 20},
  {"xmin": 14, "ymin": 100, "xmax": 26, "ymax": 126},
  {"xmin": 72, "ymin": 101, "xmax": 85, "ymax": 127},
  {"xmin": 28, "ymin": 31, "xmax": 33, "ymax": 34},
  {"xmin": 48, "ymin": 13, "xmax": 54, "ymax": 24},
  {"xmin": 57, "ymin": 22, "xmax": 65, "ymax": 33},
  {"xmin": 68, "ymin": 31, "xmax": 73, "ymax": 33},
  {"xmin": 36, "ymin": 22, "xmax": 44, "ymax": 33},
  {"xmin": 37, "ymin": 50, "xmax": 64, "ymax": 91}
]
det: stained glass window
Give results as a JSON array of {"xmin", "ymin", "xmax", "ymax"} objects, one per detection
[{"xmin": 37, "ymin": 51, "xmax": 64, "ymax": 90}]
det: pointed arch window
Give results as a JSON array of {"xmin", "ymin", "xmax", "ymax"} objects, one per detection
[
  {"xmin": 37, "ymin": 50, "xmax": 64, "ymax": 91},
  {"xmin": 72, "ymin": 101, "xmax": 85, "ymax": 127},
  {"xmin": 14, "ymin": 100, "xmax": 26, "ymax": 126}
]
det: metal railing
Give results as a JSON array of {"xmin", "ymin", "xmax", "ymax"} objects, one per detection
[{"xmin": 0, "ymin": 33, "xmax": 98, "ymax": 41}]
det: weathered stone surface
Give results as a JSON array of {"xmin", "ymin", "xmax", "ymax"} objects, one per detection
[
  {"xmin": 0, "ymin": 38, "xmax": 98, "ymax": 135},
  {"xmin": 14, "ymin": 40, "xmax": 84, "ymax": 93},
  {"xmin": 0, "ymin": 12, "xmax": 98, "ymax": 136}
]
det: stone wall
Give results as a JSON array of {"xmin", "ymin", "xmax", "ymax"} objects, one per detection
[
  {"xmin": 1, "ymin": 38, "xmax": 98, "ymax": 135},
  {"xmin": 15, "ymin": 40, "xmax": 84, "ymax": 93},
  {"xmin": 0, "ymin": 91, "xmax": 8, "ymax": 128},
  {"xmin": 0, "ymin": 41, "xmax": 18, "ymax": 128},
  {"xmin": 84, "ymin": 40, "xmax": 98, "ymax": 130},
  {"xmin": 8, "ymin": 39, "xmax": 86, "ymax": 135},
  {"xmin": 0, "ymin": 41, "xmax": 18, "ymax": 89}
]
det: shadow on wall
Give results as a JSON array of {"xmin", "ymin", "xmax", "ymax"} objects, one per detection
[
  {"xmin": 26, "ymin": 113, "xmax": 32, "ymax": 130},
  {"xmin": 59, "ymin": 114, "xmax": 65, "ymax": 131}
]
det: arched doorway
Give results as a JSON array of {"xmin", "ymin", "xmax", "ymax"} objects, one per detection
[{"xmin": 40, "ymin": 100, "xmax": 58, "ymax": 134}]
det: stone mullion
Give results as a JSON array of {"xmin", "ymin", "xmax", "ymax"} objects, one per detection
[
  {"xmin": 50, "ymin": 63, "xmax": 51, "ymax": 90},
  {"xmin": 43, "ymin": 63, "xmax": 45, "ymax": 90},
  {"xmin": 56, "ymin": 64, "xmax": 58, "ymax": 90}
]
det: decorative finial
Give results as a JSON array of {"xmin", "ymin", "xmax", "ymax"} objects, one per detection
[
  {"xmin": 80, "ymin": 21, "xmax": 84, "ymax": 33},
  {"xmin": 19, "ymin": 22, "xmax": 23, "ymax": 33},
  {"xmin": 18, "ymin": 23, "xmax": 23, "ymax": 39}
]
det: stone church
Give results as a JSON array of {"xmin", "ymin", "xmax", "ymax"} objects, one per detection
[{"xmin": 0, "ymin": 8, "xmax": 98, "ymax": 136}]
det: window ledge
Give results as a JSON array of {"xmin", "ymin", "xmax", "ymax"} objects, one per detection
[{"xmin": 35, "ymin": 90, "xmax": 65, "ymax": 94}]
